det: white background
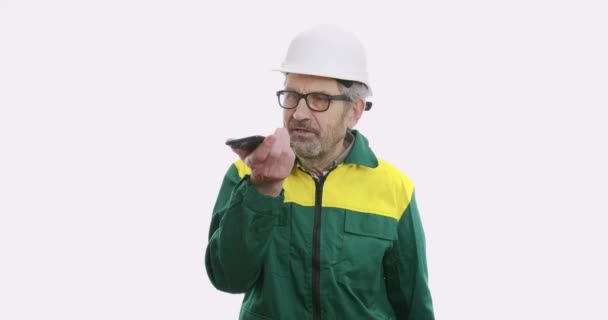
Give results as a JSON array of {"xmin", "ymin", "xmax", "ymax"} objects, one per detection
[{"xmin": 2, "ymin": 0, "xmax": 608, "ymax": 319}]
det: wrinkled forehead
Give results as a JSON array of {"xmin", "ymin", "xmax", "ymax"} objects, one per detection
[{"xmin": 284, "ymin": 73, "xmax": 340, "ymax": 94}]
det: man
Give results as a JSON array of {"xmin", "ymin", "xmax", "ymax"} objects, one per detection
[{"xmin": 205, "ymin": 25, "xmax": 434, "ymax": 320}]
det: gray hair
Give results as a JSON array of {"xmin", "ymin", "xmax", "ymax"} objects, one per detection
[
  {"xmin": 337, "ymin": 81, "xmax": 370, "ymax": 102},
  {"xmin": 283, "ymin": 73, "xmax": 370, "ymax": 102}
]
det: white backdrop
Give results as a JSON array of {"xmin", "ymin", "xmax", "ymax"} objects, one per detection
[{"xmin": 2, "ymin": 1, "xmax": 608, "ymax": 319}]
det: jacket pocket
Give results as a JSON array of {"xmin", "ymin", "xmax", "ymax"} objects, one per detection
[
  {"xmin": 344, "ymin": 210, "xmax": 398, "ymax": 241},
  {"xmin": 337, "ymin": 210, "xmax": 397, "ymax": 304}
]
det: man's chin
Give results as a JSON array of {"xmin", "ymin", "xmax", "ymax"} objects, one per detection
[{"xmin": 291, "ymin": 141, "xmax": 320, "ymax": 159}]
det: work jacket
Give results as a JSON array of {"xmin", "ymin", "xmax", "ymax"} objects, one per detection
[{"xmin": 205, "ymin": 130, "xmax": 434, "ymax": 320}]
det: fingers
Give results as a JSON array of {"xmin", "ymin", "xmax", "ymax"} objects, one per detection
[
  {"xmin": 251, "ymin": 130, "xmax": 289, "ymax": 172},
  {"xmin": 274, "ymin": 128, "xmax": 290, "ymax": 143},
  {"xmin": 274, "ymin": 128, "xmax": 295, "ymax": 163},
  {"xmin": 248, "ymin": 135, "xmax": 274, "ymax": 165},
  {"xmin": 232, "ymin": 129, "xmax": 294, "ymax": 184},
  {"xmin": 267, "ymin": 136, "xmax": 283, "ymax": 164}
]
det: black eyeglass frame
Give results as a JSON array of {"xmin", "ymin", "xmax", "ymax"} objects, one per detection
[{"xmin": 276, "ymin": 90, "xmax": 352, "ymax": 112}]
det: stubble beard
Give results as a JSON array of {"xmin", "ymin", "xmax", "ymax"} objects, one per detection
[
  {"xmin": 289, "ymin": 127, "xmax": 346, "ymax": 162},
  {"xmin": 290, "ymin": 136, "xmax": 322, "ymax": 159},
  {"xmin": 287, "ymin": 119, "xmax": 323, "ymax": 159},
  {"xmin": 287, "ymin": 111, "xmax": 349, "ymax": 162}
]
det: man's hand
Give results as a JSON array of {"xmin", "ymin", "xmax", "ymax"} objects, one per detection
[{"xmin": 230, "ymin": 128, "xmax": 295, "ymax": 197}]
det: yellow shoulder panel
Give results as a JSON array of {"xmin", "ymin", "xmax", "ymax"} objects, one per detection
[
  {"xmin": 321, "ymin": 160, "xmax": 414, "ymax": 220},
  {"xmin": 233, "ymin": 160, "xmax": 251, "ymax": 178},
  {"xmin": 284, "ymin": 160, "xmax": 414, "ymax": 220},
  {"xmin": 233, "ymin": 160, "xmax": 316, "ymax": 205},
  {"xmin": 233, "ymin": 159, "xmax": 414, "ymax": 221},
  {"xmin": 283, "ymin": 168, "xmax": 316, "ymax": 206}
]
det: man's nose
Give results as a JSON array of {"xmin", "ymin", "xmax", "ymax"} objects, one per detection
[{"xmin": 292, "ymin": 97, "xmax": 312, "ymax": 120}]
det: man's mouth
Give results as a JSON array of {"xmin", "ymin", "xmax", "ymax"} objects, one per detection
[
  {"xmin": 291, "ymin": 127, "xmax": 315, "ymax": 134},
  {"xmin": 290, "ymin": 127, "xmax": 317, "ymax": 138}
]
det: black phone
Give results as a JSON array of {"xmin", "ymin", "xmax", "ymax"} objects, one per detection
[{"xmin": 225, "ymin": 135, "xmax": 266, "ymax": 152}]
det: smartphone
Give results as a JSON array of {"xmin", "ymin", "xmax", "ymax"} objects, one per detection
[{"xmin": 225, "ymin": 135, "xmax": 266, "ymax": 152}]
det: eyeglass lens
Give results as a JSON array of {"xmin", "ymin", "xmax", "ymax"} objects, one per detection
[{"xmin": 278, "ymin": 92, "xmax": 330, "ymax": 111}]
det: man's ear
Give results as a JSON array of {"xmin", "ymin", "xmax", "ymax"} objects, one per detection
[{"xmin": 347, "ymin": 99, "xmax": 365, "ymax": 129}]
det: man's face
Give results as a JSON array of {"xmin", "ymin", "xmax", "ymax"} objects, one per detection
[{"xmin": 283, "ymin": 74, "xmax": 355, "ymax": 161}]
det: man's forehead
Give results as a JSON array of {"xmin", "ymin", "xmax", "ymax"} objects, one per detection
[{"xmin": 285, "ymin": 73, "xmax": 339, "ymax": 92}]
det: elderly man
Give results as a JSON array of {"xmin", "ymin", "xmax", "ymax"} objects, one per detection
[{"xmin": 205, "ymin": 25, "xmax": 435, "ymax": 320}]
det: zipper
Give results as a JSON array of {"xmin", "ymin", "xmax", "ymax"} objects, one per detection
[
  {"xmin": 298, "ymin": 162, "xmax": 338, "ymax": 320},
  {"xmin": 312, "ymin": 175, "xmax": 326, "ymax": 320}
]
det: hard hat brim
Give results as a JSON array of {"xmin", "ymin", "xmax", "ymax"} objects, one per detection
[{"xmin": 272, "ymin": 66, "xmax": 373, "ymax": 95}]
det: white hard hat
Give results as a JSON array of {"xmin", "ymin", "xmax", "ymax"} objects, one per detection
[{"xmin": 275, "ymin": 24, "xmax": 372, "ymax": 95}]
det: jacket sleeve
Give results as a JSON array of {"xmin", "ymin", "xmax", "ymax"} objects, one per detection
[
  {"xmin": 205, "ymin": 163, "xmax": 284, "ymax": 293},
  {"xmin": 384, "ymin": 191, "xmax": 435, "ymax": 319}
]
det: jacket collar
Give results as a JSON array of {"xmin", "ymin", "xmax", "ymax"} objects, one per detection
[{"xmin": 343, "ymin": 130, "xmax": 378, "ymax": 168}]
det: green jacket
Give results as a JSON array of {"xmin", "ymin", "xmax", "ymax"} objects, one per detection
[{"xmin": 205, "ymin": 131, "xmax": 434, "ymax": 320}]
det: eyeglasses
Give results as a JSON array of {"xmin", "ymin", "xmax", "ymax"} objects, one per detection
[{"xmin": 276, "ymin": 90, "xmax": 351, "ymax": 112}]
